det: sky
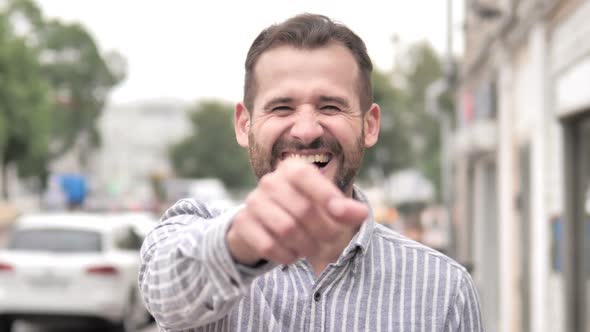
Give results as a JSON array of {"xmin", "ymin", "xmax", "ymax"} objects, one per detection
[{"xmin": 36, "ymin": 0, "xmax": 465, "ymax": 105}]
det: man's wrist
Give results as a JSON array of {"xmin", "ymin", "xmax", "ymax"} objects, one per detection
[{"xmin": 226, "ymin": 223, "xmax": 263, "ymax": 266}]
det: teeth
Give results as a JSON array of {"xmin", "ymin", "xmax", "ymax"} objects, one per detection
[{"xmin": 287, "ymin": 153, "xmax": 330, "ymax": 163}]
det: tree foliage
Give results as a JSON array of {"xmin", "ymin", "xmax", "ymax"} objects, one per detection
[
  {"xmin": 361, "ymin": 42, "xmax": 451, "ymax": 200},
  {"xmin": 400, "ymin": 42, "xmax": 450, "ymax": 199},
  {"xmin": 360, "ymin": 70, "xmax": 412, "ymax": 181},
  {"xmin": 39, "ymin": 19, "xmax": 125, "ymax": 157},
  {"xmin": 170, "ymin": 101, "xmax": 255, "ymax": 189},
  {"xmin": 0, "ymin": 0, "xmax": 125, "ymax": 198},
  {"xmin": 169, "ymin": 42, "xmax": 451, "ymax": 198},
  {"xmin": 0, "ymin": 11, "xmax": 52, "ymax": 198}
]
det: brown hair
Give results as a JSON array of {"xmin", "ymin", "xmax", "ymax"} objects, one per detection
[{"xmin": 243, "ymin": 13, "xmax": 373, "ymax": 112}]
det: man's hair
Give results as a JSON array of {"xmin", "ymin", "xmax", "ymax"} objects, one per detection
[{"xmin": 243, "ymin": 13, "xmax": 373, "ymax": 112}]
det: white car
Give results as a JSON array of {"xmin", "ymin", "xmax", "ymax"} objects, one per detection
[{"xmin": 0, "ymin": 213, "xmax": 153, "ymax": 332}]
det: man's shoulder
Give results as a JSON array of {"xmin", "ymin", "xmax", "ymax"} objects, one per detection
[
  {"xmin": 160, "ymin": 198, "xmax": 223, "ymax": 222},
  {"xmin": 373, "ymin": 223, "xmax": 469, "ymax": 275}
]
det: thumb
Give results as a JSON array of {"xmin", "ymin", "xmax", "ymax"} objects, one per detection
[{"xmin": 327, "ymin": 198, "xmax": 369, "ymax": 226}]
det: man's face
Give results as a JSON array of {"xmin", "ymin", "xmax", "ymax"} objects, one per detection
[{"xmin": 235, "ymin": 43, "xmax": 380, "ymax": 195}]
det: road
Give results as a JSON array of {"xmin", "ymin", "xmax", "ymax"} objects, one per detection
[{"xmin": 12, "ymin": 321, "xmax": 159, "ymax": 332}]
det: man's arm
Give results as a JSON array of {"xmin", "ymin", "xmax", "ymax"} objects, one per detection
[
  {"xmin": 444, "ymin": 271, "xmax": 485, "ymax": 331},
  {"xmin": 138, "ymin": 199, "xmax": 274, "ymax": 330},
  {"xmin": 139, "ymin": 160, "xmax": 368, "ymax": 330}
]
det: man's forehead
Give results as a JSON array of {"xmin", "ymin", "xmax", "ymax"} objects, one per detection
[
  {"xmin": 254, "ymin": 43, "xmax": 357, "ymax": 71},
  {"xmin": 262, "ymin": 93, "xmax": 350, "ymax": 106},
  {"xmin": 251, "ymin": 44, "xmax": 360, "ymax": 109}
]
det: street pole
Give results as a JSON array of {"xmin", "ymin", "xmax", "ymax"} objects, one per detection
[
  {"xmin": 444, "ymin": 0, "xmax": 455, "ymax": 260},
  {"xmin": 425, "ymin": 0, "xmax": 456, "ymax": 258}
]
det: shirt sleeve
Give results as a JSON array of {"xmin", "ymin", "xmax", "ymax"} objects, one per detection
[
  {"xmin": 444, "ymin": 270, "xmax": 485, "ymax": 331},
  {"xmin": 138, "ymin": 199, "xmax": 275, "ymax": 330}
]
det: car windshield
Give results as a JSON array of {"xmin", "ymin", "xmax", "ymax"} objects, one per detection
[{"xmin": 7, "ymin": 229, "xmax": 102, "ymax": 253}]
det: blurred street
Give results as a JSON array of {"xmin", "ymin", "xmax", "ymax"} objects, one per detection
[
  {"xmin": 11, "ymin": 322, "xmax": 158, "ymax": 332},
  {"xmin": 1, "ymin": 0, "xmax": 590, "ymax": 331}
]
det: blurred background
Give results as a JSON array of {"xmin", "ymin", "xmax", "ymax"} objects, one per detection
[{"xmin": 0, "ymin": 0, "xmax": 589, "ymax": 331}]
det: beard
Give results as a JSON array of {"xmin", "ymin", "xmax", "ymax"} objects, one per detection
[{"xmin": 247, "ymin": 131, "xmax": 365, "ymax": 193}]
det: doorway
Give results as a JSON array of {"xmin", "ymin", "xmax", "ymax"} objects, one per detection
[{"xmin": 564, "ymin": 112, "xmax": 590, "ymax": 332}]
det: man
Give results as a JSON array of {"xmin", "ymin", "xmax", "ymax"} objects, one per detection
[{"xmin": 139, "ymin": 13, "xmax": 483, "ymax": 331}]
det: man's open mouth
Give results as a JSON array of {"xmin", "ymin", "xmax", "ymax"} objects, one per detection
[{"xmin": 282, "ymin": 152, "xmax": 333, "ymax": 169}]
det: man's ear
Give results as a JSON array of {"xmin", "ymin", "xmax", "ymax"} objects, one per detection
[
  {"xmin": 235, "ymin": 102, "xmax": 250, "ymax": 147},
  {"xmin": 363, "ymin": 103, "xmax": 380, "ymax": 148}
]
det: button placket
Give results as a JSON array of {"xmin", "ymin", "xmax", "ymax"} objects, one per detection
[
  {"xmin": 310, "ymin": 264, "xmax": 341, "ymax": 332},
  {"xmin": 313, "ymin": 291, "xmax": 321, "ymax": 302}
]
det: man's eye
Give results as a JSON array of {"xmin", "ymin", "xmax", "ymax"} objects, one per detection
[
  {"xmin": 321, "ymin": 105, "xmax": 341, "ymax": 112},
  {"xmin": 271, "ymin": 106, "xmax": 293, "ymax": 114},
  {"xmin": 272, "ymin": 106, "xmax": 292, "ymax": 111}
]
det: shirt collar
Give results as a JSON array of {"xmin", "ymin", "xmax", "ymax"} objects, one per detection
[{"xmin": 340, "ymin": 185, "xmax": 374, "ymax": 259}]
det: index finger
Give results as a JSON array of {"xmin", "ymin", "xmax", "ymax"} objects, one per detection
[
  {"xmin": 279, "ymin": 158, "xmax": 343, "ymax": 205},
  {"xmin": 327, "ymin": 197, "xmax": 369, "ymax": 226}
]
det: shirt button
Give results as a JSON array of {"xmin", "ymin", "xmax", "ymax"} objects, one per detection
[{"xmin": 314, "ymin": 292, "xmax": 321, "ymax": 302}]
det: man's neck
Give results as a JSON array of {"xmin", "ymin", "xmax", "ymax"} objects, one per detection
[
  {"xmin": 308, "ymin": 223, "xmax": 359, "ymax": 277},
  {"xmin": 307, "ymin": 184, "xmax": 359, "ymax": 276}
]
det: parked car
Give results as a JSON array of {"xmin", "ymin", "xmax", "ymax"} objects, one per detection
[
  {"xmin": 0, "ymin": 213, "xmax": 151, "ymax": 332},
  {"xmin": 106, "ymin": 211, "xmax": 159, "ymax": 238}
]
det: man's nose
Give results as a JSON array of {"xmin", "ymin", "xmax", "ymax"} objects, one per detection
[{"xmin": 289, "ymin": 107, "xmax": 324, "ymax": 145}]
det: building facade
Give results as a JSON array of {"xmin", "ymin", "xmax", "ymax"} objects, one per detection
[
  {"xmin": 550, "ymin": 1, "xmax": 590, "ymax": 330},
  {"xmin": 453, "ymin": 0, "xmax": 590, "ymax": 331},
  {"xmin": 89, "ymin": 100, "xmax": 191, "ymax": 209}
]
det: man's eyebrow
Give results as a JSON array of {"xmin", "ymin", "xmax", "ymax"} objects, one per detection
[
  {"xmin": 263, "ymin": 97, "xmax": 294, "ymax": 110},
  {"xmin": 318, "ymin": 95, "xmax": 350, "ymax": 108}
]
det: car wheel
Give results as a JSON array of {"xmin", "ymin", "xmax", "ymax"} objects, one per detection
[{"xmin": 0, "ymin": 317, "xmax": 14, "ymax": 332}]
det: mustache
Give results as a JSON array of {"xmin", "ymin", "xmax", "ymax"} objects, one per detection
[{"xmin": 271, "ymin": 136, "xmax": 342, "ymax": 159}]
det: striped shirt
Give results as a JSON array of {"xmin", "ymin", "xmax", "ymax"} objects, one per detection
[{"xmin": 139, "ymin": 188, "xmax": 483, "ymax": 331}]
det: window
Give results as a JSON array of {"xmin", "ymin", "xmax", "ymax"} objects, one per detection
[
  {"xmin": 114, "ymin": 227, "xmax": 143, "ymax": 251},
  {"xmin": 8, "ymin": 229, "xmax": 102, "ymax": 252}
]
